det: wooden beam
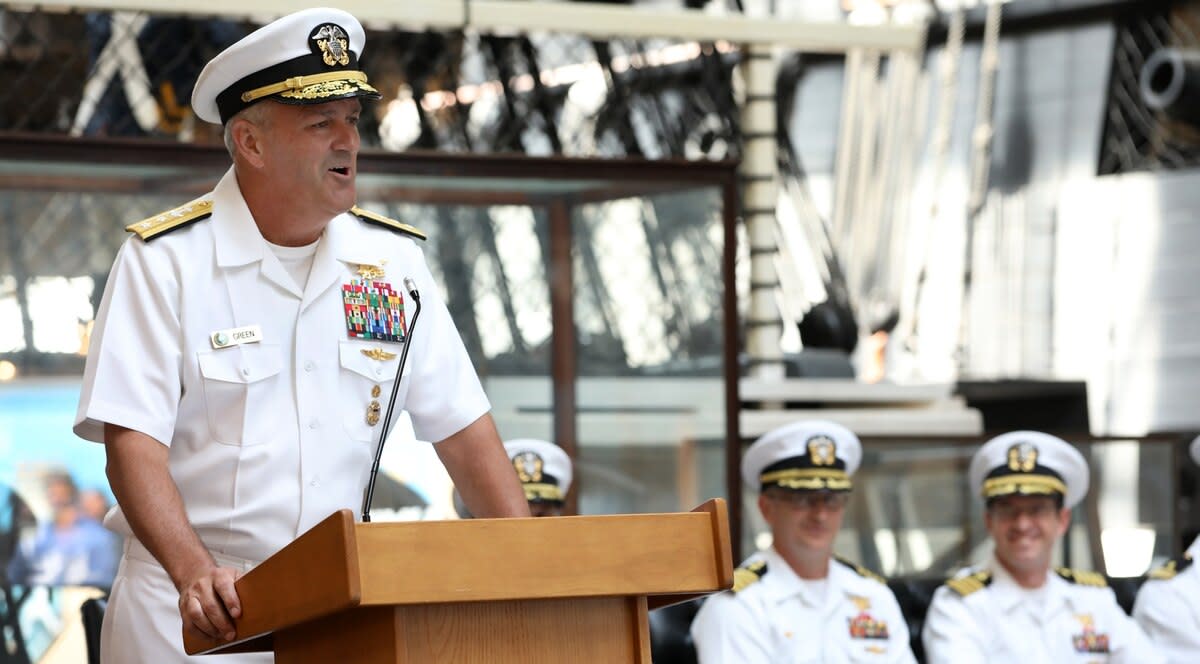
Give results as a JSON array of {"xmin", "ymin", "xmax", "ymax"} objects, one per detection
[{"xmin": 27, "ymin": 1, "xmax": 925, "ymax": 53}]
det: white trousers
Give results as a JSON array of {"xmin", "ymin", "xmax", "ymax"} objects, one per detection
[{"xmin": 100, "ymin": 539, "xmax": 273, "ymax": 664}]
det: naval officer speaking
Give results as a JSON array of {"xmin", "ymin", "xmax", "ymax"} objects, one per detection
[{"xmin": 74, "ymin": 8, "xmax": 529, "ymax": 662}]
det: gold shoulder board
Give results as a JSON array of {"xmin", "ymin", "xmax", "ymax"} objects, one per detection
[
  {"xmin": 125, "ymin": 198, "xmax": 213, "ymax": 241},
  {"xmin": 835, "ymin": 556, "xmax": 886, "ymax": 584},
  {"xmin": 945, "ymin": 571, "xmax": 992, "ymax": 597},
  {"xmin": 732, "ymin": 560, "xmax": 767, "ymax": 593},
  {"xmin": 350, "ymin": 206, "xmax": 426, "ymax": 240},
  {"xmin": 1055, "ymin": 568, "xmax": 1108, "ymax": 588},
  {"xmin": 1148, "ymin": 552, "xmax": 1192, "ymax": 581}
]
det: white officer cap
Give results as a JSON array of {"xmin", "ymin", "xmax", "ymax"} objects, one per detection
[
  {"xmin": 504, "ymin": 439, "xmax": 572, "ymax": 504},
  {"xmin": 741, "ymin": 420, "xmax": 861, "ymax": 493},
  {"xmin": 1192, "ymin": 434, "xmax": 1200, "ymax": 466},
  {"xmin": 192, "ymin": 7, "xmax": 381, "ymax": 125},
  {"xmin": 968, "ymin": 430, "xmax": 1088, "ymax": 509}
]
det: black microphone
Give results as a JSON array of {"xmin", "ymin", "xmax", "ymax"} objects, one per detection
[{"xmin": 361, "ymin": 276, "xmax": 422, "ymax": 523}]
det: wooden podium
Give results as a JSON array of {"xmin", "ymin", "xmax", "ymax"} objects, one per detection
[{"xmin": 185, "ymin": 499, "xmax": 732, "ymax": 663}]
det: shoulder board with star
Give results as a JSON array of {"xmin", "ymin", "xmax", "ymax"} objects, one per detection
[
  {"xmin": 834, "ymin": 556, "xmax": 886, "ymax": 584},
  {"xmin": 732, "ymin": 560, "xmax": 767, "ymax": 593},
  {"xmin": 1147, "ymin": 552, "xmax": 1193, "ymax": 581},
  {"xmin": 125, "ymin": 198, "xmax": 213, "ymax": 241},
  {"xmin": 945, "ymin": 570, "xmax": 992, "ymax": 597},
  {"xmin": 1055, "ymin": 567, "xmax": 1108, "ymax": 588},
  {"xmin": 350, "ymin": 206, "xmax": 426, "ymax": 240}
]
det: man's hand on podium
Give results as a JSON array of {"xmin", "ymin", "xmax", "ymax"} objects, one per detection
[{"xmin": 178, "ymin": 565, "xmax": 243, "ymax": 643}]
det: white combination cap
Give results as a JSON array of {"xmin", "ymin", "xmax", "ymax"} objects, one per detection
[
  {"xmin": 741, "ymin": 419, "xmax": 861, "ymax": 493},
  {"xmin": 504, "ymin": 439, "xmax": 572, "ymax": 503},
  {"xmin": 968, "ymin": 430, "xmax": 1089, "ymax": 509},
  {"xmin": 191, "ymin": 7, "xmax": 380, "ymax": 124}
]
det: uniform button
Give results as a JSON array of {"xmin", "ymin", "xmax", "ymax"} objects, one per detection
[
  {"xmin": 241, "ymin": 367, "xmax": 251, "ymax": 377},
  {"xmin": 310, "ymin": 478, "xmax": 320, "ymax": 487},
  {"xmin": 304, "ymin": 361, "xmax": 315, "ymax": 372},
  {"xmin": 374, "ymin": 367, "xmax": 382, "ymax": 377},
  {"xmin": 309, "ymin": 419, "xmax": 320, "ymax": 430}
]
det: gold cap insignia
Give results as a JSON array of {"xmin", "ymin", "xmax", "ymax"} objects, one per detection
[
  {"xmin": 808, "ymin": 435, "xmax": 837, "ymax": 466},
  {"xmin": 512, "ymin": 451, "xmax": 544, "ymax": 483},
  {"xmin": 1007, "ymin": 442, "xmax": 1038, "ymax": 472},
  {"xmin": 311, "ymin": 23, "xmax": 351, "ymax": 67}
]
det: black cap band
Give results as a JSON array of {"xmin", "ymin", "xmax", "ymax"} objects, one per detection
[{"xmin": 216, "ymin": 50, "xmax": 370, "ymax": 123}]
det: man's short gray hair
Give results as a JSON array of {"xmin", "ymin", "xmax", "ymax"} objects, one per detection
[{"xmin": 222, "ymin": 102, "xmax": 272, "ymax": 157}]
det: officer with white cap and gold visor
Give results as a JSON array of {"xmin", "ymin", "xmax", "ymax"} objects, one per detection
[
  {"xmin": 74, "ymin": 8, "xmax": 528, "ymax": 662},
  {"xmin": 455, "ymin": 439, "xmax": 572, "ymax": 519},
  {"xmin": 505, "ymin": 439, "xmax": 572, "ymax": 517},
  {"xmin": 690, "ymin": 420, "xmax": 916, "ymax": 663},
  {"xmin": 922, "ymin": 431, "xmax": 1163, "ymax": 663},
  {"xmin": 1133, "ymin": 435, "xmax": 1200, "ymax": 663}
]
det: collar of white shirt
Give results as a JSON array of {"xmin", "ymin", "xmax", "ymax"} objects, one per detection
[
  {"xmin": 760, "ymin": 547, "xmax": 858, "ymax": 614},
  {"xmin": 985, "ymin": 553, "xmax": 1075, "ymax": 619}
]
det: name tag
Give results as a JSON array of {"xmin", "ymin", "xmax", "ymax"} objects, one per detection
[{"xmin": 210, "ymin": 324, "xmax": 263, "ymax": 349}]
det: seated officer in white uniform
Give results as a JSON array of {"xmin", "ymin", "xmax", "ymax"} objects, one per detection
[
  {"xmin": 504, "ymin": 439, "xmax": 573, "ymax": 517},
  {"xmin": 73, "ymin": 8, "xmax": 529, "ymax": 662},
  {"xmin": 690, "ymin": 420, "xmax": 916, "ymax": 663},
  {"xmin": 1133, "ymin": 435, "xmax": 1200, "ymax": 663},
  {"xmin": 922, "ymin": 431, "xmax": 1163, "ymax": 664}
]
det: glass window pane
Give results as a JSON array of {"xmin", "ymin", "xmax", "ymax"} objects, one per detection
[{"xmin": 573, "ymin": 188, "xmax": 727, "ymax": 515}]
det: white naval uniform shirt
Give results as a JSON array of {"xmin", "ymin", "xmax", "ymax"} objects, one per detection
[
  {"xmin": 74, "ymin": 166, "xmax": 490, "ymax": 562},
  {"xmin": 1133, "ymin": 536, "xmax": 1200, "ymax": 664},
  {"xmin": 690, "ymin": 548, "xmax": 916, "ymax": 664},
  {"xmin": 923, "ymin": 555, "xmax": 1164, "ymax": 664}
]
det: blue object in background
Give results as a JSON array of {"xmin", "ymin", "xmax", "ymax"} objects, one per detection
[
  {"xmin": 0, "ymin": 379, "xmax": 114, "ymax": 664},
  {"xmin": 0, "ymin": 380, "xmax": 110, "ymax": 502}
]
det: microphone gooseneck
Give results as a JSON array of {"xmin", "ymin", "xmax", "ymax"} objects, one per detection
[{"xmin": 361, "ymin": 277, "xmax": 422, "ymax": 523}]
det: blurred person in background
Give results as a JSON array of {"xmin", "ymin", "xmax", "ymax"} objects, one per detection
[
  {"xmin": 690, "ymin": 420, "xmax": 915, "ymax": 663},
  {"xmin": 504, "ymin": 438, "xmax": 572, "ymax": 518},
  {"xmin": 78, "ymin": 488, "xmax": 112, "ymax": 523},
  {"xmin": 454, "ymin": 438, "xmax": 573, "ymax": 518},
  {"xmin": 7, "ymin": 472, "xmax": 119, "ymax": 588},
  {"xmin": 1132, "ymin": 435, "xmax": 1200, "ymax": 663},
  {"xmin": 922, "ymin": 431, "xmax": 1162, "ymax": 663}
]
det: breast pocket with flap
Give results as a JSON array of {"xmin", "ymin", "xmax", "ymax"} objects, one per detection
[
  {"xmin": 338, "ymin": 340, "xmax": 407, "ymax": 443},
  {"xmin": 197, "ymin": 343, "xmax": 283, "ymax": 446}
]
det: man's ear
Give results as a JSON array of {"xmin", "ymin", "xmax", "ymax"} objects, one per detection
[
  {"xmin": 230, "ymin": 117, "xmax": 266, "ymax": 169},
  {"xmin": 1056, "ymin": 507, "xmax": 1072, "ymax": 536},
  {"xmin": 757, "ymin": 492, "xmax": 772, "ymax": 522}
]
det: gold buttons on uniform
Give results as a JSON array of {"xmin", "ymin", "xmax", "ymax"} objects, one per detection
[{"xmin": 371, "ymin": 385, "xmax": 381, "ymax": 398}]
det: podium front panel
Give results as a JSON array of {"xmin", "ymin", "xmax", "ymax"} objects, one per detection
[{"xmin": 274, "ymin": 597, "xmax": 652, "ymax": 663}]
